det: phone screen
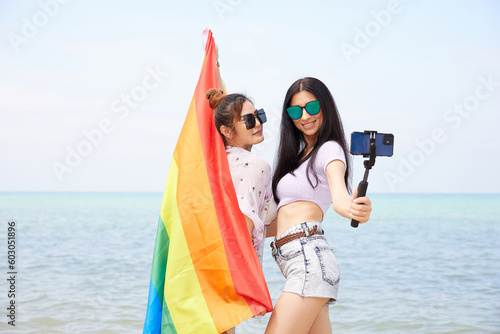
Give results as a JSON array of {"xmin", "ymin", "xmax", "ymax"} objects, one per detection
[{"xmin": 351, "ymin": 132, "xmax": 394, "ymax": 157}]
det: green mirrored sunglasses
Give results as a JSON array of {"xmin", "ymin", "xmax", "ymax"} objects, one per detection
[{"xmin": 286, "ymin": 100, "xmax": 320, "ymax": 120}]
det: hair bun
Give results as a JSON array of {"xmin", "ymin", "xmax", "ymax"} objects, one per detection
[{"xmin": 206, "ymin": 88, "xmax": 226, "ymax": 110}]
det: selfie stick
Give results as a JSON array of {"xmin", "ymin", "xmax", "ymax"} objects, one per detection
[{"xmin": 351, "ymin": 131, "xmax": 377, "ymax": 228}]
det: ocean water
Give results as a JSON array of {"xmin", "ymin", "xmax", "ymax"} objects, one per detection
[{"xmin": 0, "ymin": 193, "xmax": 499, "ymax": 333}]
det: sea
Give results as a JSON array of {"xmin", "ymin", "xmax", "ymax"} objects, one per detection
[{"xmin": 0, "ymin": 192, "xmax": 499, "ymax": 334}]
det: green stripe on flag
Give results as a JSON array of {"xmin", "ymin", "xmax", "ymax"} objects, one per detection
[{"xmin": 150, "ymin": 216, "xmax": 176, "ymax": 332}]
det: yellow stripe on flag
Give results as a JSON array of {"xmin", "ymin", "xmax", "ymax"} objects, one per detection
[{"xmin": 161, "ymin": 159, "xmax": 218, "ymax": 333}]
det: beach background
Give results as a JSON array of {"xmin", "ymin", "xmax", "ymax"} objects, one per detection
[
  {"xmin": 0, "ymin": 192, "xmax": 499, "ymax": 333},
  {"xmin": 1, "ymin": 0, "xmax": 500, "ymax": 333}
]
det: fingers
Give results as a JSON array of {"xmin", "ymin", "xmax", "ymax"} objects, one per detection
[
  {"xmin": 350, "ymin": 200, "xmax": 372, "ymax": 214},
  {"xmin": 353, "ymin": 196, "xmax": 371, "ymax": 205},
  {"xmin": 350, "ymin": 196, "xmax": 372, "ymax": 224},
  {"xmin": 349, "ymin": 208, "xmax": 370, "ymax": 222}
]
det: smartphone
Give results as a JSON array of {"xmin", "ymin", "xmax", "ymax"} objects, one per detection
[{"xmin": 350, "ymin": 131, "xmax": 394, "ymax": 157}]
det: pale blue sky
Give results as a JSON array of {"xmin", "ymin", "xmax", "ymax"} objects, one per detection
[{"xmin": 1, "ymin": 0, "xmax": 499, "ymax": 193}]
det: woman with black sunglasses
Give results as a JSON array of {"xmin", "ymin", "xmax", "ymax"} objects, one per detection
[
  {"xmin": 265, "ymin": 77, "xmax": 372, "ymax": 334},
  {"xmin": 206, "ymin": 88, "xmax": 277, "ymax": 268}
]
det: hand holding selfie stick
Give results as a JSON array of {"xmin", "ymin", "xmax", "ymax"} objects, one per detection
[{"xmin": 351, "ymin": 131, "xmax": 377, "ymax": 228}]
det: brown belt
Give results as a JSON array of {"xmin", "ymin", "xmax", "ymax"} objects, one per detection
[{"xmin": 270, "ymin": 225, "xmax": 324, "ymax": 249}]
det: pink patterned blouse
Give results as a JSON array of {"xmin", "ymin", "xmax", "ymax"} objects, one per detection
[{"xmin": 226, "ymin": 146, "xmax": 277, "ymax": 264}]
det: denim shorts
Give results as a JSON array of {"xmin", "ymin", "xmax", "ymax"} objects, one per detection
[{"xmin": 271, "ymin": 222, "xmax": 340, "ymax": 305}]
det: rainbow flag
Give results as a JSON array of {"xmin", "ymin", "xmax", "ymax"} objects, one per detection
[{"xmin": 143, "ymin": 30, "xmax": 273, "ymax": 334}]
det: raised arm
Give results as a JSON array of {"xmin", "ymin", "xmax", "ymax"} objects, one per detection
[
  {"xmin": 326, "ymin": 160, "xmax": 372, "ymax": 224},
  {"xmin": 215, "ymin": 43, "xmax": 227, "ymax": 94}
]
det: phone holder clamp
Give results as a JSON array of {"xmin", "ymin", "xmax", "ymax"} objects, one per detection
[{"xmin": 363, "ymin": 130, "xmax": 377, "ymax": 171}]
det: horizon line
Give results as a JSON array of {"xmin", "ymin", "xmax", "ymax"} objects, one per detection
[{"xmin": 1, "ymin": 191, "xmax": 499, "ymax": 195}]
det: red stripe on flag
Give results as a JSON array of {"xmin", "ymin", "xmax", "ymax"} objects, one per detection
[{"xmin": 194, "ymin": 31, "xmax": 273, "ymax": 315}]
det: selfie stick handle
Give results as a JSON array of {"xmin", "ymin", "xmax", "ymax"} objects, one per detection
[
  {"xmin": 351, "ymin": 181, "xmax": 368, "ymax": 228},
  {"xmin": 351, "ymin": 133, "xmax": 376, "ymax": 228}
]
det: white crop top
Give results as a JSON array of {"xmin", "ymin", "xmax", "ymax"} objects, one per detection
[{"xmin": 276, "ymin": 141, "xmax": 346, "ymax": 217}]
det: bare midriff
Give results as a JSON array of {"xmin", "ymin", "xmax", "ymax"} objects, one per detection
[{"xmin": 276, "ymin": 200, "xmax": 323, "ymax": 237}]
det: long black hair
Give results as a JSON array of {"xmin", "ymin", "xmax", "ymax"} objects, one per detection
[{"xmin": 272, "ymin": 77, "xmax": 351, "ymax": 202}]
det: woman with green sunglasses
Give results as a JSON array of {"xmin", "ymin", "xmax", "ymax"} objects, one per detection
[{"xmin": 266, "ymin": 77, "xmax": 373, "ymax": 334}]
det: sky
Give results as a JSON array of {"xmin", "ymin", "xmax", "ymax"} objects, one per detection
[{"xmin": 1, "ymin": 0, "xmax": 499, "ymax": 193}]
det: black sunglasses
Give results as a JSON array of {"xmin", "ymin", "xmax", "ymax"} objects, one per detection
[{"xmin": 237, "ymin": 109, "xmax": 267, "ymax": 130}]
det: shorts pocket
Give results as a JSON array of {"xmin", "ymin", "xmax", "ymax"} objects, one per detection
[
  {"xmin": 277, "ymin": 240, "xmax": 303, "ymax": 261},
  {"xmin": 314, "ymin": 246, "xmax": 340, "ymax": 286}
]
